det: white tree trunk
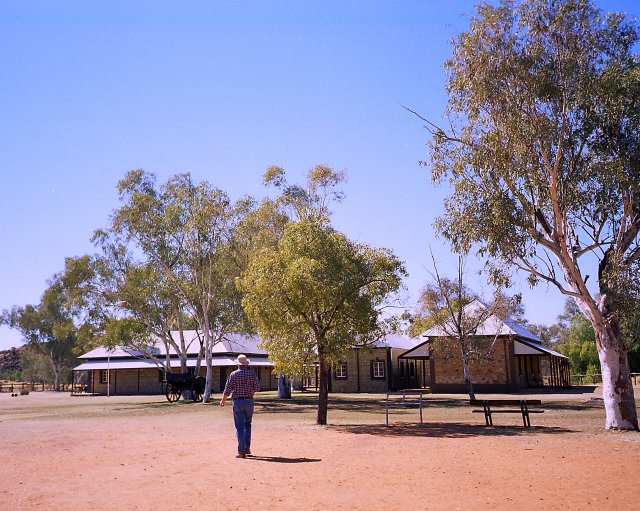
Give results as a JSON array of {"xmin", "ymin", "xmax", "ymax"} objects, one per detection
[
  {"xmin": 596, "ymin": 327, "xmax": 638, "ymax": 430},
  {"xmin": 560, "ymin": 275, "xmax": 638, "ymax": 430},
  {"xmin": 203, "ymin": 349, "xmax": 213, "ymax": 404}
]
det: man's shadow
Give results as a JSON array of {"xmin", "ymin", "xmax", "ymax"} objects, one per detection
[{"xmin": 247, "ymin": 455, "xmax": 321, "ymax": 464}]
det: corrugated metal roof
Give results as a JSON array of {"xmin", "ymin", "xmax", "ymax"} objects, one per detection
[
  {"xmin": 407, "ymin": 301, "xmax": 567, "ymax": 360},
  {"xmin": 422, "ymin": 301, "xmax": 540, "ymax": 342},
  {"xmin": 75, "ymin": 360, "xmax": 160, "ymax": 371},
  {"xmin": 74, "ymin": 355, "xmax": 274, "ymax": 371},
  {"xmin": 515, "ymin": 339, "xmax": 567, "ymax": 358},
  {"xmin": 79, "ymin": 331, "xmax": 267, "ymax": 360},
  {"xmin": 370, "ymin": 333, "xmax": 419, "ymax": 350}
]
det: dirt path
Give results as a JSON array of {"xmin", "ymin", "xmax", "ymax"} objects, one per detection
[{"xmin": 1, "ymin": 392, "xmax": 638, "ymax": 510}]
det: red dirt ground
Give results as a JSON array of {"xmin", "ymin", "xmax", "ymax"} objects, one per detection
[{"xmin": 1, "ymin": 391, "xmax": 638, "ymax": 510}]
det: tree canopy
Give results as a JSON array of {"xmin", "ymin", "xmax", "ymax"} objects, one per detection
[
  {"xmin": 1, "ymin": 276, "xmax": 83, "ymax": 390},
  {"xmin": 239, "ymin": 218, "xmax": 406, "ymax": 424}
]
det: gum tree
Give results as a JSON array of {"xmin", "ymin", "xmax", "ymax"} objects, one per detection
[
  {"xmin": 61, "ymin": 254, "xmax": 196, "ymax": 375},
  {"xmin": 426, "ymin": 0, "xmax": 639, "ymax": 428},
  {"xmin": 1, "ymin": 277, "xmax": 79, "ymax": 391},
  {"xmin": 238, "ymin": 219, "xmax": 406, "ymax": 424},
  {"xmin": 238, "ymin": 165, "xmax": 406, "ymax": 424},
  {"xmin": 90, "ymin": 170, "xmax": 248, "ymax": 402}
]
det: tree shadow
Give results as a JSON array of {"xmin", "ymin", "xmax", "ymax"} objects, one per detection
[
  {"xmin": 329, "ymin": 422, "xmax": 575, "ymax": 438},
  {"xmin": 522, "ymin": 385, "xmax": 598, "ymax": 395},
  {"xmin": 255, "ymin": 401, "xmax": 314, "ymax": 414},
  {"xmin": 541, "ymin": 400, "xmax": 604, "ymax": 411},
  {"xmin": 113, "ymin": 402, "xmax": 174, "ymax": 411},
  {"xmin": 247, "ymin": 455, "xmax": 321, "ymax": 464}
]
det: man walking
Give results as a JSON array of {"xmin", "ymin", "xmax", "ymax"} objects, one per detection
[{"xmin": 220, "ymin": 354, "xmax": 261, "ymax": 458}]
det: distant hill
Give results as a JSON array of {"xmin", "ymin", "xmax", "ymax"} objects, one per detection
[{"xmin": 0, "ymin": 347, "xmax": 23, "ymax": 373}]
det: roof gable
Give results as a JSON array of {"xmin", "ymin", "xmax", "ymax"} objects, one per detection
[
  {"xmin": 370, "ymin": 333, "xmax": 419, "ymax": 350},
  {"xmin": 421, "ymin": 300, "xmax": 541, "ymax": 342}
]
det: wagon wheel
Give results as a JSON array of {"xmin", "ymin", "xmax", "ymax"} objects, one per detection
[
  {"xmin": 165, "ymin": 383, "xmax": 181, "ymax": 402},
  {"xmin": 191, "ymin": 376, "xmax": 206, "ymax": 402}
]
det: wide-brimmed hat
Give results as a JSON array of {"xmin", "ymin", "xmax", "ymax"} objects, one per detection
[{"xmin": 236, "ymin": 354, "xmax": 250, "ymax": 366}]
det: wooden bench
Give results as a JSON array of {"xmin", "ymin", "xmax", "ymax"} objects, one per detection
[{"xmin": 471, "ymin": 399, "xmax": 544, "ymax": 427}]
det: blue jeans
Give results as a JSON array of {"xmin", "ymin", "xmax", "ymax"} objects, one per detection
[{"xmin": 232, "ymin": 398, "xmax": 254, "ymax": 454}]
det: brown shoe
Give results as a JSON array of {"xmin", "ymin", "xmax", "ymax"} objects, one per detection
[
  {"xmin": 245, "ymin": 449, "xmax": 251, "ymax": 455},
  {"xmin": 236, "ymin": 453, "xmax": 246, "ymax": 458}
]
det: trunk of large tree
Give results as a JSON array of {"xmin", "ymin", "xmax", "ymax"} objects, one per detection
[
  {"xmin": 202, "ymin": 326, "xmax": 214, "ymax": 404},
  {"xmin": 595, "ymin": 321, "xmax": 638, "ymax": 430},
  {"xmin": 560, "ymin": 257, "xmax": 638, "ymax": 430},
  {"xmin": 317, "ymin": 358, "xmax": 329, "ymax": 425},
  {"xmin": 51, "ymin": 359, "xmax": 62, "ymax": 392},
  {"xmin": 203, "ymin": 347, "xmax": 213, "ymax": 404},
  {"xmin": 53, "ymin": 367, "xmax": 62, "ymax": 392}
]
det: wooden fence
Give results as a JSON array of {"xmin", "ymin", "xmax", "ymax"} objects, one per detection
[
  {"xmin": 0, "ymin": 381, "xmax": 81, "ymax": 393},
  {"xmin": 569, "ymin": 373, "xmax": 640, "ymax": 386}
]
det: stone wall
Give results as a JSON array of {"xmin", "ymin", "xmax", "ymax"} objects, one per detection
[
  {"xmin": 328, "ymin": 348, "xmax": 396, "ymax": 393},
  {"xmin": 88, "ymin": 366, "xmax": 275, "ymax": 396},
  {"xmin": 89, "ymin": 368, "xmax": 165, "ymax": 395},
  {"xmin": 430, "ymin": 336, "xmax": 518, "ymax": 393}
]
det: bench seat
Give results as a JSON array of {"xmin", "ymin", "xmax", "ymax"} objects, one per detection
[{"xmin": 471, "ymin": 399, "xmax": 544, "ymax": 427}]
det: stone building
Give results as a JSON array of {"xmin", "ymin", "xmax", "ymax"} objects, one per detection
[
  {"xmin": 400, "ymin": 302, "xmax": 571, "ymax": 393},
  {"xmin": 73, "ymin": 332, "xmax": 276, "ymax": 396},
  {"xmin": 73, "ymin": 331, "xmax": 419, "ymax": 396},
  {"xmin": 300, "ymin": 334, "xmax": 418, "ymax": 393},
  {"xmin": 73, "ymin": 311, "xmax": 570, "ymax": 396}
]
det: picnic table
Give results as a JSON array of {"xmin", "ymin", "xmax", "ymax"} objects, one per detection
[{"xmin": 471, "ymin": 399, "xmax": 544, "ymax": 427}]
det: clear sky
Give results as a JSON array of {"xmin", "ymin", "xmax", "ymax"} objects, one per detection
[{"xmin": 1, "ymin": 0, "xmax": 637, "ymax": 350}]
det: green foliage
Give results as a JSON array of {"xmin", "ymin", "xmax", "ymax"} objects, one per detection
[
  {"xmin": 0, "ymin": 368, "xmax": 22, "ymax": 381},
  {"xmin": 239, "ymin": 218, "xmax": 406, "ymax": 423},
  {"xmin": 556, "ymin": 325, "xmax": 598, "ymax": 375},
  {"xmin": 550, "ymin": 299, "xmax": 599, "ymax": 375},
  {"xmin": 1, "ymin": 278, "xmax": 79, "ymax": 389},
  {"xmin": 67, "ymin": 170, "xmax": 252, "ymax": 389},
  {"xmin": 429, "ymin": 0, "xmax": 640, "ymax": 319},
  {"xmin": 263, "ymin": 164, "xmax": 345, "ymax": 224},
  {"xmin": 407, "ymin": 314, "xmax": 437, "ymax": 338},
  {"xmin": 537, "ymin": 297, "xmax": 640, "ymax": 373},
  {"xmin": 427, "ymin": 0, "xmax": 640, "ymax": 427},
  {"xmin": 628, "ymin": 344, "xmax": 640, "ymax": 373},
  {"xmin": 240, "ymin": 220, "xmax": 406, "ymax": 375},
  {"xmin": 20, "ymin": 346, "xmax": 56, "ymax": 384}
]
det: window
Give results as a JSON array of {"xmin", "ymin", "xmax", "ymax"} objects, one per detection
[
  {"xmin": 335, "ymin": 362, "xmax": 348, "ymax": 379},
  {"xmin": 371, "ymin": 361, "xmax": 385, "ymax": 380},
  {"xmin": 100, "ymin": 370, "xmax": 109, "ymax": 384}
]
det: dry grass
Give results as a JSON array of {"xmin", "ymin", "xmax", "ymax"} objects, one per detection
[{"xmin": 2, "ymin": 386, "xmax": 634, "ymax": 433}]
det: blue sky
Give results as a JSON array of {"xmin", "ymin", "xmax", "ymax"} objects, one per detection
[{"xmin": 1, "ymin": 0, "xmax": 637, "ymax": 350}]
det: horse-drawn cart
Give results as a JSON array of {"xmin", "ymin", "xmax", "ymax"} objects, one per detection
[{"xmin": 164, "ymin": 372, "xmax": 206, "ymax": 402}]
